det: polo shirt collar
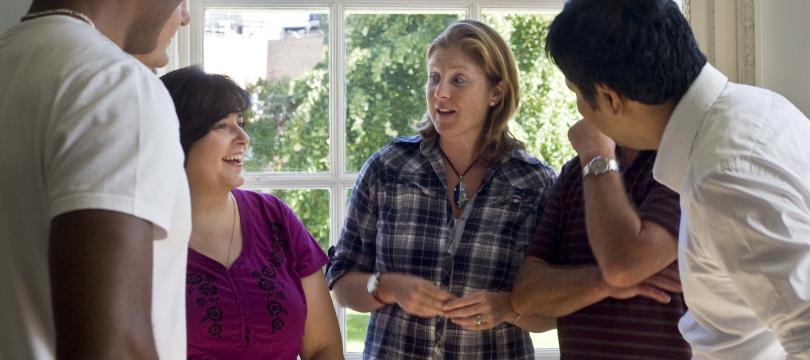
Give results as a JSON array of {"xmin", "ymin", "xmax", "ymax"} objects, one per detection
[{"xmin": 653, "ymin": 63, "xmax": 728, "ymax": 193}]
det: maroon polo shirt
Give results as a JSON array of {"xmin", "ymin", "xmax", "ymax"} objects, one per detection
[{"xmin": 527, "ymin": 150, "xmax": 691, "ymax": 359}]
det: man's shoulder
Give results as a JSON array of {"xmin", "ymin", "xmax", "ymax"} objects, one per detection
[
  {"xmin": 692, "ymin": 83, "xmax": 810, "ymax": 181},
  {"xmin": 3, "ymin": 17, "xmax": 157, "ymax": 89}
]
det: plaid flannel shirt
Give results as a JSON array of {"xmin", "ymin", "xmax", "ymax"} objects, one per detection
[{"xmin": 326, "ymin": 135, "xmax": 555, "ymax": 359}]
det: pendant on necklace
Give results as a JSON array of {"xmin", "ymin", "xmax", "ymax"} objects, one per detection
[{"xmin": 454, "ymin": 180, "xmax": 469, "ymax": 208}]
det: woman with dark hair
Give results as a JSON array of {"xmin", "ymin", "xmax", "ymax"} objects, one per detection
[
  {"xmin": 160, "ymin": 66, "xmax": 342, "ymax": 360},
  {"xmin": 326, "ymin": 20, "xmax": 555, "ymax": 359}
]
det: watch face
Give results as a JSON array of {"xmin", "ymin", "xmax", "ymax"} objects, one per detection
[{"xmin": 590, "ymin": 157, "xmax": 609, "ymax": 173}]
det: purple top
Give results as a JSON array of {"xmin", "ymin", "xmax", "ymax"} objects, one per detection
[{"xmin": 186, "ymin": 189, "xmax": 328, "ymax": 360}]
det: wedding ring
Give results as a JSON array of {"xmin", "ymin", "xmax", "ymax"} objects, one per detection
[{"xmin": 474, "ymin": 314, "xmax": 484, "ymax": 326}]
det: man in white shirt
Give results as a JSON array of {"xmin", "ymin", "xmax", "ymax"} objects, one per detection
[
  {"xmin": 544, "ymin": 0, "xmax": 810, "ymax": 359},
  {"xmin": 0, "ymin": 0, "xmax": 190, "ymax": 359}
]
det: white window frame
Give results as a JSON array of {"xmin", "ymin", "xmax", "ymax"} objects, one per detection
[{"xmin": 178, "ymin": 1, "xmax": 565, "ymax": 358}]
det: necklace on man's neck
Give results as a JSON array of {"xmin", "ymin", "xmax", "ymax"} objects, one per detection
[
  {"xmin": 20, "ymin": 8, "xmax": 95, "ymax": 28},
  {"xmin": 438, "ymin": 146, "xmax": 480, "ymax": 209}
]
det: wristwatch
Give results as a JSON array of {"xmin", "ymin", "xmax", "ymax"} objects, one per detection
[
  {"xmin": 366, "ymin": 272, "xmax": 389, "ymax": 305},
  {"xmin": 582, "ymin": 156, "xmax": 619, "ymax": 178}
]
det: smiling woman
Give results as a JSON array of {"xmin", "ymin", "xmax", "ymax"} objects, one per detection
[
  {"xmin": 326, "ymin": 20, "xmax": 557, "ymax": 359},
  {"xmin": 159, "ymin": 66, "xmax": 343, "ymax": 360},
  {"xmin": 190, "ymin": 3, "xmax": 581, "ymax": 357}
]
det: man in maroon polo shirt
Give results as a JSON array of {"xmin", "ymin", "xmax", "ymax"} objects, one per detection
[{"xmin": 511, "ymin": 120, "xmax": 690, "ymax": 358}]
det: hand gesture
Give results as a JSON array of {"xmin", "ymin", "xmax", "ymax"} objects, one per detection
[
  {"xmin": 378, "ymin": 273, "xmax": 456, "ymax": 318},
  {"xmin": 567, "ymin": 119, "xmax": 616, "ymax": 163},
  {"xmin": 607, "ymin": 268, "xmax": 682, "ymax": 304},
  {"xmin": 442, "ymin": 292, "xmax": 517, "ymax": 331}
]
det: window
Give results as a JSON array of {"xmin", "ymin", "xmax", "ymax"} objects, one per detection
[{"xmin": 185, "ymin": 1, "xmax": 574, "ymax": 358}]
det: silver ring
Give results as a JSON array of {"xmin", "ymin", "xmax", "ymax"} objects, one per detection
[{"xmin": 474, "ymin": 314, "xmax": 484, "ymax": 326}]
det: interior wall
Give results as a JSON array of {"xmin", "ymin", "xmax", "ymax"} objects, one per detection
[
  {"xmin": 760, "ymin": 0, "xmax": 810, "ymax": 116},
  {"xmin": 0, "ymin": 0, "xmax": 30, "ymax": 33}
]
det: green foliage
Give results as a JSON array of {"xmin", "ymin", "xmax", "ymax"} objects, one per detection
[
  {"xmin": 484, "ymin": 13, "xmax": 579, "ymax": 171},
  {"xmin": 345, "ymin": 14, "xmax": 460, "ymax": 171},
  {"xmin": 243, "ymin": 12, "xmax": 578, "ymax": 260},
  {"xmin": 245, "ymin": 65, "xmax": 330, "ymax": 173},
  {"xmin": 345, "ymin": 310, "xmax": 370, "ymax": 352},
  {"xmin": 244, "ymin": 13, "xmax": 331, "ymax": 173},
  {"xmin": 266, "ymin": 189, "xmax": 331, "ymax": 252}
]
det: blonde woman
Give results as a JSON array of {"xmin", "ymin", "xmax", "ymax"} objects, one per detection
[{"xmin": 327, "ymin": 20, "xmax": 555, "ymax": 359}]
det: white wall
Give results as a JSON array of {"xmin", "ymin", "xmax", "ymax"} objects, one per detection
[
  {"xmin": 0, "ymin": 0, "xmax": 30, "ymax": 33},
  {"xmin": 760, "ymin": 0, "xmax": 810, "ymax": 117}
]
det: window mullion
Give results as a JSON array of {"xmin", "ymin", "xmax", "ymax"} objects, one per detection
[
  {"xmin": 333, "ymin": 0, "xmax": 349, "ymax": 353},
  {"xmin": 469, "ymin": 1, "xmax": 481, "ymax": 20}
]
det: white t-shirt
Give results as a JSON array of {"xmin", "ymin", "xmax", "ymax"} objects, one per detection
[{"xmin": 0, "ymin": 16, "xmax": 191, "ymax": 359}]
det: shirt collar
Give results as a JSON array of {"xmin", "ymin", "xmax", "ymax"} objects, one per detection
[
  {"xmin": 414, "ymin": 136, "xmax": 540, "ymax": 165},
  {"xmin": 653, "ymin": 63, "xmax": 728, "ymax": 193}
]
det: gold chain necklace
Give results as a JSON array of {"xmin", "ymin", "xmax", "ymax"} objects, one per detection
[
  {"xmin": 21, "ymin": 9, "xmax": 95, "ymax": 28},
  {"xmin": 225, "ymin": 193, "xmax": 237, "ymax": 267},
  {"xmin": 189, "ymin": 193, "xmax": 238, "ymax": 268}
]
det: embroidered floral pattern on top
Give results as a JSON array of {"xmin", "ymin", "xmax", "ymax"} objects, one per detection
[
  {"xmin": 252, "ymin": 222, "xmax": 290, "ymax": 333},
  {"xmin": 187, "ymin": 273, "xmax": 225, "ymax": 338}
]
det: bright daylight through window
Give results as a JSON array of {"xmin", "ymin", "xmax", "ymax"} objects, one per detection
[{"xmin": 199, "ymin": 2, "xmax": 576, "ymax": 357}]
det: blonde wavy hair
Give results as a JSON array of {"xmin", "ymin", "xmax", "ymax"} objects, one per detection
[{"xmin": 415, "ymin": 20, "xmax": 524, "ymax": 162}]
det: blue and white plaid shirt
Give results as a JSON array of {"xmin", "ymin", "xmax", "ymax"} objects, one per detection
[{"xmin": 326, "ymin": 135, "xmax": 555, "ymax": 359}]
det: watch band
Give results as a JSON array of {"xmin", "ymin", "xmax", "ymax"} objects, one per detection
[
  {"xmin": 371, "ymin": 289, "xmax": 388, "ymax": 305},
  {"xmin": 582, "ymin": 155, "xmax": 619, "ymax": 178},
  {"xmin": 368, "ymin": 272, "xmax": 391, "ymax": 305}
]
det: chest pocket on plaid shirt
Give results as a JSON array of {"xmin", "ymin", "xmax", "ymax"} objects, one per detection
[
  {"xmin": 457, "ymin": 186, "xmax": 540, "ymax": 291},
  {"xmin": 377, "ymin": 174, "xmax": 447, "ymax": 275}
]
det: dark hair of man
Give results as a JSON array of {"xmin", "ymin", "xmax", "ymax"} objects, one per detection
[
  {"xmin": 160, "ymin": 66, "xmax": 251, "ymax": 161},
  {"xmin": 546, "ymin": 0, "xmax": 707, "ymax": 109}
]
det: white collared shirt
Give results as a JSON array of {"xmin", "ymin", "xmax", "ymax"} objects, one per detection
[{"xmin": 654, "ymin": 64, "xmax": 810, "ymax": 360}]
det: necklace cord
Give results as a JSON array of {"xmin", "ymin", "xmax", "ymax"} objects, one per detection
[
  {"xmin": 437, "ymin": 146, "xmax": 480, "ymax": 209},
  {"xmin": 225, "ymin": 193, "xmax": 236, "ymax": 267},
  {"xmin": 437, "ymin": 146, "xmax": 478, "ymax": 180},
  {"xmin": 20, "ymin": 9, "xmax": 95, "ymax": 28}
]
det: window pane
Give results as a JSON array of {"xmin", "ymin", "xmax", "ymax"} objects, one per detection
[
  {"xmin": 342, "ymin": 186, "xmax": 369, "ymax": 352},
  {"xmin": 531, "ymin": 329, "xmax": 560, "ymax": 349},
  {"xmin": 205, "ymin": 9, "xmax": 330, "ymax": 173},
  {"xmin": 346, "ymin": 308, "xmax": 370, "ymax": 353},
  {"xmin": 257, "ymin": 188, "xmax": 331, "ymax": 253},
  {"xmin": 482, "ymin": 11, "xmax": 579, "ymax": 172},
  {"xmin": 483, "ymin": 11, "xmax": 570, "ymax": 351},
  {"xmin": 344, "ymin": 12, "xmax": 461, "ymax": 172}
]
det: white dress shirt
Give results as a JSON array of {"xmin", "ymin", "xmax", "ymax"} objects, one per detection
[{"xmin": 654, "ymin": 64, "xmax": 810, "ymax": 360}]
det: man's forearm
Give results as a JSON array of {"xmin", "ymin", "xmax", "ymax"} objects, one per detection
[
  {"xmin": 509, "ymin": 314, "xmax": 556, "ymax": 333},
  {"xmin": 582, "ymin": 171, "xmax": 676, "ymax": 286},
  {"xmin": 50, "ymin": 210, "xmax": 158, "ymax": 360},
  {"xmin": 512, "ymin": 257, "xmax": 609, "ymax": 318}
]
